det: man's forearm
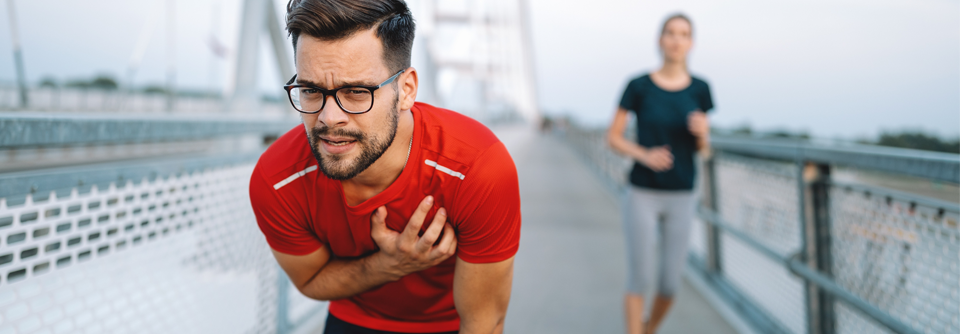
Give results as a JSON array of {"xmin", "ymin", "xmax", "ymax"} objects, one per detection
[
  {"xmin": 454, "ymin": 257, "xmax": 514, "ymax": 334},
  {"xmin": 460, "ymin": 315, "xmax": 505, "ymax": 334},
  {"xmin": 300, "ymin": 252, "xmax": 397, "ymax": 301}
]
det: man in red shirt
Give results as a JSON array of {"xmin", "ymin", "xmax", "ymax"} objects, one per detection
[{"xmin": 249, "ymin": 1, "xmax": 521, "ymax": 333}]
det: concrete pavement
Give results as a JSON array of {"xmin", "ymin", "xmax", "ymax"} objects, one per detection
[{"xmin": 498, "ymin": 126, "xmax": 738, "ymax": 334}]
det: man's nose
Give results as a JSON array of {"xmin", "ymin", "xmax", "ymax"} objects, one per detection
[{"xmin": 317, "ymin": 94, "xmax": 349, "ymax": 127}]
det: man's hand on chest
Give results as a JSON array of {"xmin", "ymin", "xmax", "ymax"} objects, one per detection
[{"xmin": 368, "ymin": 195, "xmax": 458, "ymax": 281}]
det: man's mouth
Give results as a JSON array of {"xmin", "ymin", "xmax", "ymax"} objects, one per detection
[
  {"xmin": 323, "ymin": 138, "xmax": 357, "ymax": 146},
  {"xmin": 312, "ymin": 127, "xmax": 365, "ymax": 155},
  {"xmin": 317, "ymin": 135, "xmax": 360, "ymax": 154}
]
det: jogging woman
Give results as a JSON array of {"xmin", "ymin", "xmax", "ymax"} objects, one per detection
[{"xmin": 606, "ymin": 14, "xmax": 713, "ymax": 334}]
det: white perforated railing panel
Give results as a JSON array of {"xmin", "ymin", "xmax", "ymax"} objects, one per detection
[{"xmin": 0, "ymin": 163, "xmax": 318, "ymax": 333}]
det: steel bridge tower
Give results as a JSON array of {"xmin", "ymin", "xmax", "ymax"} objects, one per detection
[{"xmin": 228, "ymin": 0, "xmax": 539, "ymax": 124}]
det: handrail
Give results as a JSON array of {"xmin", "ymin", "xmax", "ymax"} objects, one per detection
[
  {"xmin": 0, "ymin": 112, "xmax": 299, "ymax": 147},
  {"xmin": 712, "ymin": 136, "xmax": 960, "ymax": 184},
  {"xmin": 829, "ymin": 180, "xmax": 960, "ymax": 214},
  {"xmin": 0, "ymin": 151, "xmax": 263, "ymax": 204},
  {"xmin": 697, "ymin": 208, "xmax": 923, "ymax": 334},
  {"xmin": 554, "ymin": 126, "xmax": 949, "ymax": 334}
]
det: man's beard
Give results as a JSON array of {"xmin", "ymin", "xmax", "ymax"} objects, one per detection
[{"xmin": 308, "ymin": 104, "xmax": 399, "ymax": 181}]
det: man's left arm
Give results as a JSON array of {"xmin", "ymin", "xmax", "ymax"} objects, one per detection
[
  {"xmin": 449, "ymin": 141, "xmax": 521, "ymax": 334},
  {"xmin": 454, "ymin": 256, "xmax": 514, "ymax": 334}
]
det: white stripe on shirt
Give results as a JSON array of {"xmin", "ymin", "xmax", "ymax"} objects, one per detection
[
  {"xmin": 425, "ymin": 159, "xmax": 465, "ymax": 180},
  {"xmin": 273, "ymin": 165, "xmax": 318, "ymax": 190}
]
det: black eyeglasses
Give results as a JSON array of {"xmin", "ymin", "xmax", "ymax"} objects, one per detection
[{"xmin": 283, "ymin": 70, "xmax": 404, "ymax": 114}]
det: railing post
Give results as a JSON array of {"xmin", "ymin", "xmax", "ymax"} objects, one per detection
[
  {"xmin": 803, "ymin": 162, "xmax": 835, "ymax": 334},
  {"xmin": 702, "ymin": 155, "xmax": 722, "ymax": 274},
  {"xmin": 276, "ymin": 266, "xmax": 291, "ymax": 334}
]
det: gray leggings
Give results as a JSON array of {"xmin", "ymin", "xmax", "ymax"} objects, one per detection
[{"xmin": 622, "ymin": 186, "xmax": 697, "ymax": 297}]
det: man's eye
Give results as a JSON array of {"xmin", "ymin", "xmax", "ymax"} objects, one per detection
[
  {"xmin": 301, "ymin": 88, "xmax": 319, "ymax": 95},
  {"xmin": 345, "ymin": 89, "xmax": 370, "ymax": 95}
]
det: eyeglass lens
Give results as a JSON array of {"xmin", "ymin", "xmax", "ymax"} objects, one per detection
[{"xmin": 289, "ymin": 87, "xmax": 374, "ymax": 113}]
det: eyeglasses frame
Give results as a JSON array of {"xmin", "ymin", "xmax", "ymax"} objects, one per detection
[{"xmin": 282, "ymin": 69, "xmax": 405, "ymax": 114}]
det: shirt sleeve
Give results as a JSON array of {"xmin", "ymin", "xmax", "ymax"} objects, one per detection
[
  {"xmin": 699, "ymin": 81, "xmax": 714, "ymax": 113},
  {"xmin": 249, "ymin": 167, "xmax": 324, "ymax": 256},
  {"xmin": 618, "ymin": 79, "xmax": 639, "ymax": 112},
  {"xmin": 451, "ymin": 142, "xmax": 521, "ymax": 264}
]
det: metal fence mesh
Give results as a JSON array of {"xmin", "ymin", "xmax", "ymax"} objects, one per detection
[
  {"xmin": 688, "ymin": 217, "xmax": 707, "ymax": 265},
  {"xmin": 720, "ymin": 233, "xmax": 808, "ymax": 333},
  {"xmin": 714, "ymin": 154, "xmax": 801, "ymax": 256},
  {"xmin": 713, "ymin": 153, "xmax": 807, "ymax": 334},
  {"xmin": 553, "ymin": 124, "xmax": 956, "ymax": 334},
  {"xmin": 560, "ymin": 125, "xmax": 632, "ymax": 190},
  {"xmin": 0, "ymin": 162, "xmax": 306, "ymax": 333},
  {"xmin": 830, "ymin": 185, "xmax": 960, "ymax": 334}
]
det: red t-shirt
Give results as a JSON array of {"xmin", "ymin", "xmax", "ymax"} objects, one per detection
[{"xmin": 249, "ymin": 102, "xmax": 521, "ymax": 333}]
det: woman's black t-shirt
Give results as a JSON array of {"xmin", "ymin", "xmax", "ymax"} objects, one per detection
[{"xmin": 618, "ymin": 74, "xmax": 714, "ymax": 190}]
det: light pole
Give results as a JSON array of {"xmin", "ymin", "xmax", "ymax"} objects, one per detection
[
  {"xmin": 165, "ymin": 0, "xmax": 177, "ymax": 112},
  {"xmin": 6, "ymin": 0, "xmax": 28, "ymax": 109}
]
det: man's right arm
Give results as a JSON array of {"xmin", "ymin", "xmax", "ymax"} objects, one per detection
[
  {"xmin": 271, "ymin": 196, "xmax": 457, "ymax": 301},
  {"xmin": 272, "ymin": 244, "xmax": 392, "ymax": 301}
]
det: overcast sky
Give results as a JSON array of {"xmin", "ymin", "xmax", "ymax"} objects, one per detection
[
  {"xmin": 0, "ymin": 0, "xmax": 956, "ymax": 140},
  {"xmin": 527, "ymin": 0, "xmax": 960, "ymax": 139}
]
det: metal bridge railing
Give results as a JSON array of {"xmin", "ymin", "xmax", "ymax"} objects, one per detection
[
  {"xmin": 0, "ymin": 85, "xmax": 289, "ymax": 115},
  {"xmin": 0, "ymin": 114, "xmax": 324, "ymax": 334},
  {"xmin": 557, "ymin": 124, "xmax": 960, "ymax": 334}
]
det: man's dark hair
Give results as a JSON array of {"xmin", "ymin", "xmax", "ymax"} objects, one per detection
[{"xmin": 286, "ymin": 0, "xmax": 415, "ymax": 72}]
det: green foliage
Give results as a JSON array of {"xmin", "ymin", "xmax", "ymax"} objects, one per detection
[
  {"xmin": 725, "ymin": 124, "xmax": 809, "ymax": 140},
  {"xmin": 38, "ymin": 77, "xmax": 58, "ymax": 88},
  {"xmin": 62, "ymin": 74, "xmax": 119, "ymax": 90},
  {"xmin": 64, "ymin": 79, "xmax": 89, "ymax": 89},
  {"xmin": 765, "ymin": 130, "xmax": 810, "ymax": 140},
  {"xmin": 877, "ymin": 131, "xmax": 960, "ymax": 154},
  {"xmin": 89, "ymin": 75, "xmax": 118, "ymax": 90},
  {"xmin": 720, "ymin": 126, "xmax": 958, "ymax": 154},
  {"xmin": 731, "ymin": 125, "xmax": 752, "ymax": 136},
  {"xmin": 142, "ymin": 85, "xmax": 168, "ymax": 94}
]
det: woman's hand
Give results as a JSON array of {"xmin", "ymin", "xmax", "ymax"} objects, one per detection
[
  {"xmin": 687, "ymin": 110, "xmax": 709, "ymax": 138},
  {"xmin": 688, "ymin": 110, "xmax": 711, "ymax": 155},
  {"xmin": 638, "ymin": 145, "xmax": 674, "ymax": 172},
  {"xmin": 608, "ymin": 108, "xmax": 675, "ymax": 172}
]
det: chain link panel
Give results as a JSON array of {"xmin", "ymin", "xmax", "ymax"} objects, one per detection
[
  {"xmin": 713, "ymin": 153, "xmax": 807, "ymax": 333},
  {"xmin": 831, "ymin": 186, "xmax": 960, "ymax": 334}
]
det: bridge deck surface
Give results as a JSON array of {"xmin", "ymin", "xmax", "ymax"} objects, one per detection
[{"xmin": 498, "ymin": 126, "xmax": 738, "ymax": 334}]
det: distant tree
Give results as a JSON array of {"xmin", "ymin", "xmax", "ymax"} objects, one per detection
[
  {"xmin": 731, "ymin": 124, "xmax": 752, "ymax": 136},
  {"xmin": 142, "ymin": 85, "xmax": 167, "ymax": 95},
  {"xmin": 726, "ymin": 125, "xmax": 808, "ymax": 140},
  {"xmin": 38, "ymin": 77, "xmax": 58, "ymax": 88},
  {"xmin": 89, "ymin": 75, "xmax": 118, "ymax": 90},
  {"xmin": 877, "ymin": 131, "xmax": 960, "ymax": 154},
  {"xmin": 765, "ymin": 130, "xmax": 810, "ymax": 140},
  {"xmin": 64, "ymin": 79, "xmax": 90, "ymax": 89}
]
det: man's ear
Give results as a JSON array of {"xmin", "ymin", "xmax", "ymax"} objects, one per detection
[{"xmin": 398, "ymin": 67, "xmax": 418, "ymax": 110}]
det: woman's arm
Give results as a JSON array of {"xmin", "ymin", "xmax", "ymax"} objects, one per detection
[
  {"xmin": 687, "ymin": 110, "xmax": 711, "ymax": 158},
  {"xmin": 607, "ymin": 108, "xmax": 673, "ymax": 172}
]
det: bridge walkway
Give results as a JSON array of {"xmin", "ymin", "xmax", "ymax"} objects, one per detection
[{"xmin": 497, "ymin": 126, "xmax": 739, "ymax": 334}]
